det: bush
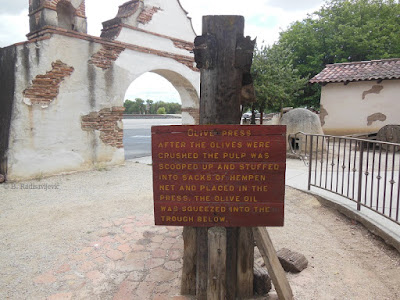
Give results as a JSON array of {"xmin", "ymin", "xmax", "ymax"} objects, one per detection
[{"xmin": 157, "ymin": 107, "xmax": 166, "ymax": 114}]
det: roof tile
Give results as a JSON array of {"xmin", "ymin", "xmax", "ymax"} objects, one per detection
[{"xmin": 310, "ymin": 58, "xmax": 400, "ymax": 83}]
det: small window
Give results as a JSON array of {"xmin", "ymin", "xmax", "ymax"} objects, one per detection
[{"xmin": 57, "ymin": 1, "xmax": 76, "ymax": 30}]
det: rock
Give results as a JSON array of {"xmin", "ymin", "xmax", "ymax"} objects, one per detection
[
  {"xmin": 0, "ymin": 174, "xmax": 5, "ymax": 183},
  {"xmin": 279, "ymin": 108, "xmax": 324, "ymax": 152},
  {"xmin": 253, "ymin": 262, "xmax": 271, "ymax": 295},
  {"xmin": 277, "ymin": 248, "xmax": 308, "ymax": 273}
]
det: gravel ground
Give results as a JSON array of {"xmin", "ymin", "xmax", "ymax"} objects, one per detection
[{"xmin": 0, "ymin": 160, "xmax": 399, "ymax": 299}]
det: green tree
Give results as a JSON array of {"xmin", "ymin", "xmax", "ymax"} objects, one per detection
[
  {"xmin": 124, "ymin": 98, "xmax": 181, "ymax": 114},
  {"xmin": 157, "ymin": 107, "xmax": 166, "ymax": 114},
  {"xmin": 165, "ymin": 102, "xmax": 182, "ymax": 114},
  {"xmin": 278, "ymin": 0, "xmax": 400, "ymax": 107},
  {"xmin": 134, "ymin": 98, "xmax": 145, "ymax": 114},
  {"xmin": 251, "ymin": 44, "xmax": 307, "ymax": 121},
  {"xmin": 146, "ymin": 99, "xmax": 154, "ymax": 114},
  {"xmin": 123, "ymin": 100, "xmax": 134, "ymax": 114}
]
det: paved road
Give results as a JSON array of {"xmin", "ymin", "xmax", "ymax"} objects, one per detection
[{"xmin": 123, "ymin": 118, "xmax": 182, "ymax": 159}]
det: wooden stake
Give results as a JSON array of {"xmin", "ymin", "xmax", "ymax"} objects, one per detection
[{"xmin": 253, "ymin": 227, "xmax": 294, "ymax": 300}]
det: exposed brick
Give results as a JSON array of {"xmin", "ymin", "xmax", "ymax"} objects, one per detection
[
  {"xmin": 173, "ymin": 40, "xmax": 193, "ymax": 52},
  {"xmin": 81, "ymin": 107, "xmax": 125, "ymax": 148},
  {"xmin": 138, "ymin": 6, "xmax": 161, "ymax": 24},
  {"xmin": 23, "ymin": 60, "xmax": 74, "ymax": 106},
  {"xmin": 76, "ymin": 1, "xmax": 86, "ymax": 18},
  {"xmin": 89, "ymin": 45, "xmax": 125, "ymax": 69}
]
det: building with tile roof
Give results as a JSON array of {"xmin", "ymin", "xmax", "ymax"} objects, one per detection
[{"xmin": 310, "ymin": 59, "xmax": 400, "ymax": 136}]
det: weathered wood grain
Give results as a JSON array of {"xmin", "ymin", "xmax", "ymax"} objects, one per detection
[
  {"xmin": 207, "ymin": 227, "xmax": 227, "ymax": 299},
  {"xmin": 181, "ymin": 227, "xmax": 197, "ymax": 295}
]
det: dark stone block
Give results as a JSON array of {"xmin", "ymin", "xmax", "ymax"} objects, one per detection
[{"xmin": 277, "ymin": 248, "xmax": 308, "ymax": 273}]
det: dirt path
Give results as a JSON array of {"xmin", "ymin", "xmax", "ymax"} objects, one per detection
[{"xmin": 0, "ymin": 161, "xmax": 399, "ymax": 299}]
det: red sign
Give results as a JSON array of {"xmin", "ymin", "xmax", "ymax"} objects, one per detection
[{"xmin": 152, "ymin": 125, "xmax": 286, "ymax": 227}]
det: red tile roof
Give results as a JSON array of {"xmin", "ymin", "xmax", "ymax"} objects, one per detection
[{"xmin": 310, "ymin": 58, "xmax": 400, "ymax": 84}]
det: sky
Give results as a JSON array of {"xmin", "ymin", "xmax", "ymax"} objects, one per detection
[{"xmin": 0, "ymin": 0, "xmax": 325, "ymax": 103}]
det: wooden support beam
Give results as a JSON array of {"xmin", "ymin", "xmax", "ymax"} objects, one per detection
[
  {"xmin": 253, "ymin": 227, "xmax": 294, "ymax": 300},
  {"xmin": 182, "ymin": 15, "xmax": 256, "ymax": 299},
  {"xmin": 207, "ymin": 227, "xmax": 227, "ymax": 300},
  {"xmin": 237, "ymin": 227, "xmax": 254, "ymax": 297},
  {"xmin": 225, "ymin": 228, "xmax": 238, "ymax": 299},
  {"xmin": 181, "ymin": 227, "xmax": 197, "ymax": 295},
  {"xmin": 196, "ymin": 15, "xmax": 245, "ymax": 124},
  {"xmin": 196, "ymin": 227, "xmax": 208, "ymax": 299}
]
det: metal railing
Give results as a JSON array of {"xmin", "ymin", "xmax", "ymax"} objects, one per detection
[{"xmin": 289, "ymin": 132, "xmax": 400, "ymax": 225}]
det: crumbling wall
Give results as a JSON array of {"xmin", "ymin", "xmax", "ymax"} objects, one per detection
[{"xmin": 4, "ymin": 0, "xmax": 199, "ymax": 180}]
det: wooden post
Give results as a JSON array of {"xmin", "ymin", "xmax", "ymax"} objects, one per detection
[
  {"xmin": 207, "ymin": 227, "xmax": 227, "ymax": 300},
  {"xmin": 196, "ymin": 227, "xmax": 208, "ymax": 299},
  {"xmin": 253, "ymin": 227, "xmax": 294, "ymax": 300},
  {"xmin": 181, "ymin": 15, "xmax": 256, "ymax": 299},
  {"xmin": 237, "ymin": 227, "xmax": 254, "ymax": 297},
  {"xmin": 181, "ymin": 227, "xmax": 197, "ymax": 295},
  {"xmin": 225, "ymin": 228, "xmax": 238, "ymax": 299},
  {"xmin": 197, "ymin": 15, "xmax": 245, "ymax": 124}
]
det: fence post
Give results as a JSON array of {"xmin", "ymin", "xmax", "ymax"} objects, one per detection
[
  {"xmin": 357, "ymin": 141, "xmax": 365, "ymax": 211},
  {"xmin": 308, "ymin": 135, "xmax": 313, "ymax": 191}
]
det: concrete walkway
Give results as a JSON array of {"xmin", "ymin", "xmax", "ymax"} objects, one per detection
[{"xmin": 285, "ymin": 158, "xmax": 400, "ymax": 253}]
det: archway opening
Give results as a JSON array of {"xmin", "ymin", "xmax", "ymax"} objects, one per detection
[
  {"xmin": 122, "ymin": 72, "xmax": 183, "ymax": 160},
  {"xmin": 56, "ymin": 1, "xmax": 76, "ymax": 30}
]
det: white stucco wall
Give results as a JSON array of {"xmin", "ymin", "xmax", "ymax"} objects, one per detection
[
  {"xmin": 116, "ymin": 28, "xmax": 193, "ymax": 57},
  {"xmin": 139, "ymin": 0, "xmax": 196, "ymax": 40},
  {"xmin": 320, "ymin": 80, "xmax": 400, "ymax": 136}
]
